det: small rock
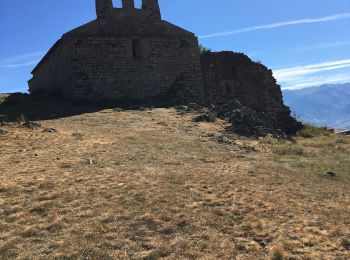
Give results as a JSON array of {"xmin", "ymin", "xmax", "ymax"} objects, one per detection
[
  {"xmin": 200, "ymin": 158, "xmax": 215, "ymax": 163},
  {"xmin": 113, "ymin": 108, "xmax": 124, "ymax": 112},
  {"xmin": 72, "ymin": 133, "xmax": 84, "ymax": 140},
  {"xmin": 217, "ymin": 135, "xmax": 232, "ymax": 144},
  {"xmin": 0, "ymin": 122, "xmax": 13, "ymax": 127},
  {"xmin": 193, "ymin": 111, "xmax": 217, "ymax": 123},
  {"xmin": 188, "ymin": 103, "xmax": 202, "ymax": 110},
  {"xmin": 241, "ymin": 146, "xmax": 257, "ymax": 153},
  {"xmin": 175, "ymin": 105, "xmax": 187, "ymax": 110},
  {"xmin": 0, "ymin": 115, "xmax": 8, "ymax": 122},
  {"xmin": 204, "ymin": 132, "xmax": 215, "ymax": 137},
  {"xmin": 87, "ymin": 159, "xmax": 95, "ymax": 165},
  {"xmin": 43, "ymin": 128, "xmax": 57, "ymax": 133},
  {"xmin": 22, "ymin": 121, "xmax": 41, "ymax": 129},
  {"xmin": 0, "ymin": 129, "xmax": 7, "ymax": 136},
  {"xmin": 325, "ymin": 171, "xmax": 336, "ymax": 177}
]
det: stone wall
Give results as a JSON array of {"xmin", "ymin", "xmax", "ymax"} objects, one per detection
[
  {"xmin": 28, "ymin": 40, "xmax": 76, "ymax": 97},
  {"xmin": 201, "ymin": 52, "xmax": 283, "ymax": 110},
  {"xmin": 68, "ymin": 36, "xmax": 203, "ymax": 104},
  {"xmin": 29, "ymin": 35, "xmax": 203, "ymax": 104},
  {"xmin": 29, "ymin": 0, "xmax": 204, "ymax": 105},
  {"xmin": 201, "ymin": 52, "xmax": 300, "ymax": 134}
]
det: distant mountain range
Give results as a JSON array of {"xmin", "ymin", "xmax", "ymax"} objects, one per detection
[{"xmin": 283, "ymin": 83, "xmax": 350, "ymax": 130}]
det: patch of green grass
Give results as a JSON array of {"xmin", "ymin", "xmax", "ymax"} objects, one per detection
[
  {"xmin": 298, "ymin": 124, "xmax": 330, "ymax": 138},
  {"xmin": 272, "ymin": 143, "xmax": 305, "ymax": 156},
  {"xmin": 259, "ymin": 134, "xmax": 282, "ymax": 145},
  {"xmin": 336, "ymin": 137, "xmax": 349, "ymax": 144},
  {"xmin": 260, "ymin": 135, "xmax": 305, "ymax": 156}
]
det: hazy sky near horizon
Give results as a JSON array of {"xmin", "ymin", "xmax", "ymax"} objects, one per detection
[{"xmin": 1, "ymin": 0, "xmax": 350, "ymax": 92}]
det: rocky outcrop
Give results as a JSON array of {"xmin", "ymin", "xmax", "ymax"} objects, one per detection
[
  {"xmin": 216, "ymin": 98, "xmax": 301, "ymax": 136},
  {"xmin": 201, "ymin": 51, "xmax": 302, "ymax": 135}
]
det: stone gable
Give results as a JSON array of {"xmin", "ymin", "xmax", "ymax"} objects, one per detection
[{"xmin": 29, "ymin": 0, "xmax": 204, "ymax": 104}]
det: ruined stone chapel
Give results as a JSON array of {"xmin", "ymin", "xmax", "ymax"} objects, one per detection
[
  {"xmin": 29, "ymin": 0, "xmax": 299, "ymax": 133},
  {"xmin": 29, "ymin": 0, "xmax": 204, "ymax": 104}
]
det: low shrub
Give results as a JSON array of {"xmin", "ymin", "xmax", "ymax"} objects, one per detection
[
  {"xmin": 298, "ymin": 124, "xmax": 329, "ymax": 138},
  {"xmin": 336, "ymin": 137, "xmax": 349, "ymax": 144},
  {"xmin": 259, "ymin": 135, "xmax": 283, "ymax": 145}
]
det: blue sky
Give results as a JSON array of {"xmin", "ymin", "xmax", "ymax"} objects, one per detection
[{"xmin": 1, "ymin": 0, "xmax": 350, "ymax": 92}]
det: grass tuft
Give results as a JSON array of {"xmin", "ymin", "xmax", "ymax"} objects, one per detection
[
  {"xmin": 271, "ymin": 244, "xmax": 285, "ymax": 260},
  {"xmin": 341, "ymin": 238, "xmax": 350, "ymax": 250},
  {"xmin": 272, "ymin": 143, "xmax": 305, "ymax": 155},
  {"xmin": 259, "ymin": 134, "xmax": 282, "ymax": 145}
]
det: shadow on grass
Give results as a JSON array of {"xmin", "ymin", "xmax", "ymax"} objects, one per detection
[{"xmin": 0, "ymin": 93, "xmax": 169, "ymax": 122}]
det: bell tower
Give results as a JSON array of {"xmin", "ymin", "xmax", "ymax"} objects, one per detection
[
  {"xmin": 96, "ymin": 0, "xmax": 113, "ymax": 19},
  {"xmin": 122, "ymin": 0, "xmax": 135, "ymax": 9},
  {"xmin": 142, "ymin": 0, "xmax": 161, "ymax": 19}
]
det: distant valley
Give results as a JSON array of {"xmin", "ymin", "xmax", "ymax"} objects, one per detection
[{"xmin": 283, "ymin": 83, "xmax": 350, "ymax": 130}]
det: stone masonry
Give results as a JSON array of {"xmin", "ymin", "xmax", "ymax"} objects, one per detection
[
  {"xmin": 201, "ymin": 51, "xmax": 300, "ymax": 134},
  {"xmin": 29, "ymin": 0, "xmax": 204, "ymax": 104},
  {"xmin": 28, "ymin": 0, "xmax": 300, "ymax": 133},
  {"xmin": 201, "ymin": 52, "xmax": 285, "ymax": 112}
]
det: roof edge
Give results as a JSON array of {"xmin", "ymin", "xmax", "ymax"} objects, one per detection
[{"xmin": 31, "ymin": 39, "xmax": 62, "ymax": 74}]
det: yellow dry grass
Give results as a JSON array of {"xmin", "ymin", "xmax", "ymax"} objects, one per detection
[
  {"xmin": 0, "ymin": 94, "xmax": 8, "ymax": 104},
  {"xmin": 0, "ymin": 108, "xmax": 349, "ymax": 259}
]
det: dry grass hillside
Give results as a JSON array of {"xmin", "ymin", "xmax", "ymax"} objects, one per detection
[{"xmin": 0, "ymin": 101, "xmax": 350, "ymax": 259}]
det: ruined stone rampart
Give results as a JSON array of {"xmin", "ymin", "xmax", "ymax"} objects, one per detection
[
  {"xmin": 201, "ymin": 52, "xmax": 283, "ymax": 111},
  {"xmin": 201, "ymin": 52, "xmax": 300, "ymax": 134}
]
